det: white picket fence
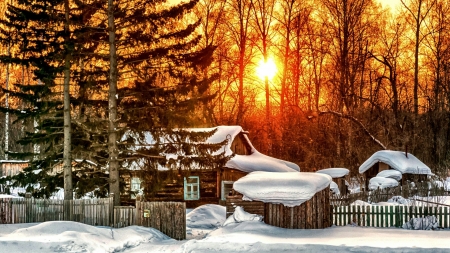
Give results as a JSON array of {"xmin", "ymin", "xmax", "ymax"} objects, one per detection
[{"xmin": 333, "ymin": 205, "xmax": 450, "ymax": 228}]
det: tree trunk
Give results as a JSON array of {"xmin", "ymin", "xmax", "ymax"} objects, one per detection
[
  {"xmin": 108, "ymin": 0, "xmax": 120, "ymax": 206},
  {"xmin": 63, "ymin": 0, "xmax": 73, "ymax": 201}
]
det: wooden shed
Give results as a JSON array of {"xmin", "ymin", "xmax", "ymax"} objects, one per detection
[
  {"xmin": 227, "ymin": 171, "xmax": 332, "ymax": 229},
  {"xmin": 316, "ymin": 168, "xmax": 349, "ymax": 195},
  {"xmin": 359, "ymin": 150, "xmax": 432, "ymax": 190}
]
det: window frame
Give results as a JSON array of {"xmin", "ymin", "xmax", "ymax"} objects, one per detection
[
  {"xmin": 184, "ymin": 176, "xmax": 200, "ymax": 200},
  {"xmin": 221, "ymin": 180, "xmax": 234, "ymax": 200},
  {"xmin": 130, "ymin": 177, "xmax": 141, "ymax": 199}
]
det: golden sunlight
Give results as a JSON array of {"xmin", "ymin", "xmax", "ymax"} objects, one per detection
[{"xmin": 256, "ymin": 58, "xmax": 277, "ymax": 81}]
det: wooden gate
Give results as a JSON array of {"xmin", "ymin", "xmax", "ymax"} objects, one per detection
[{"xmin": 135, "ymin": 199, "xmax": 186, "ymax": 240}]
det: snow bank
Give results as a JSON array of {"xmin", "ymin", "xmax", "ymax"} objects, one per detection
[
  {"xmin": 403, "ymin": 216, "xmax": 439, "ymax": 230},
  {"xmin": 187, "ymin": 204, "xmax": 226, "ymax": 229},
  {"xmin": 233, "ymin": 171, "xmax": 331, "ymax": 207},
  {"xmin": 223, "ymin": 206, "xmax": 263, "ymax": 226},
  {"xmin": 316, "ymin": 168, "xmax": 349, "ymax": 178},
  {"xmin": 368, "ymin": 177, "xmax": 399, "ymax": 190},
  {"xmin": 359, "ymin": 150, "xmax": 432, "ymax": 175},
  {"xmin": 376, "ymin": 170, "xmax": 402, "ymax": 181},
  {"xmin": 0, "ymin": 194, "xmax": 22, "ymax": 198},
  {"xmin": 388, "ymin": 196, "xmax": 413, "ymax": 205},
  {"xmin": 0, "ymin": 221, "xmax": 171, "ymax": 253}
]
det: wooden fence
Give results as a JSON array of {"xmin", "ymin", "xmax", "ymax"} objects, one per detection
[
  {"xmin": 0, "ymin": 197, "xmax": 113, "ymax": 226},
  {"xmin": 333, "ymin": 205, "xmax": 450, "ymax": 228},
  {"xmin": 0, "ymin": 197, "xmax": 186, "ymax": 240},
  {"xmin": 136, "ymin": 201, "xmax": 186, "ymax": 240}
]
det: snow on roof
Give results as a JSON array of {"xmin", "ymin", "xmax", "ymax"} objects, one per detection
[
  {"xmin": 225, "ymin": 151, "xmax": 299, "ymax": 173},
  {"xmin": 330, "ymin": 181, "xmax": 340, "ymax": 195},
  {"xmin": 376, "ymin": 170, "xmax": 402, "ymax": 181},
  {"xmin": 359, "ymin": 150, "xmax": 432, "ymax": 175},
  {"xmin": 125, "ymin": 126, "xmax": 300, "ymax": 173},
  {"xmin": 136, "ymin": 125, "xmax": 243, "ymax": 156},
  {"xmin": 233, "ymin": 171, "xmax": 331, "ymax": 207},
  {"xmin": 316, "ymin": 168, "xmax": 349, "ymax": 178},
  {"xmin": 368, "ymin": 177, "xmax": 399, "ymax": 190}
]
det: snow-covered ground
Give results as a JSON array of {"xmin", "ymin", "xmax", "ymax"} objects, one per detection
[{"xmin": 2, "ymin": 203, "xmax": 450, "ymax": 252}]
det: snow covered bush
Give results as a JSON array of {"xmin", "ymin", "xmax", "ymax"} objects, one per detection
[{"xmin": 402, "ymin": 216, "xmax": 439, "ymax": 230}]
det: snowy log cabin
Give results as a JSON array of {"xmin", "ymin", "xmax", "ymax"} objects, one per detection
[
  {"xmin": 120, "ymin": 126, "xmax": 300, "ymax": 207},
  {"xmin": 226, "ymin": 171, "xmax": 332, "ymax": 229},
  {"xmin": 359, "ymin": 150, "xmax": 432, "ymax": 190},
  {"xmin": 316, "ymin": 168, "xmax": 349, "ymax": 195}
]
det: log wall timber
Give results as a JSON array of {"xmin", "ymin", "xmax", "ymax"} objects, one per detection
[
  {"xmin": 122, "ymin": 170, "xmax": 221, "ymax": 208},
  {"xmin": 230, "ymin": 134, "xmax": 252, "ymax": 155},
  {"xmin": 226, "ymin": 187, "xmax": 331, "ymax": 229},
  {"xmin": 225, "ymin": 194, "xmax": 265, "ymax": 218},
  {"xmin": 220, "ymin": 168, "xmax": 247, "ymax": 182}
]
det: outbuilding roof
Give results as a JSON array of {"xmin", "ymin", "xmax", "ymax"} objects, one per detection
[
  {"xmin": 359, "ymin": 150, "xmax": 432, "ymax": 175},
  {"xmin": 233, "ymin": 171, "xmax": 331, "ymax": 207}
]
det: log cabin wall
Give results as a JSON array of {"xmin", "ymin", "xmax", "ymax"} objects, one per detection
[
  {"xmin": 364, "ymin": 163, "xmax": 380, "ymax": 189},
  {"xmin": 1, "ymin": 162, "xmax": 28, "ymax": 177},
  {"xmin": 225, "ymin": 194, "xmax": 265, "ymax": 218},
  {"xmin": 226, "ymin": 187, "xmax": 331, "ymax": 229},
  {"xmin": 121, "ymin": 170, "xmax": 220, "ymax": 208},
  {"xmin": 230, "ymin": 133, "xmax": 252, "ymax": 155}
]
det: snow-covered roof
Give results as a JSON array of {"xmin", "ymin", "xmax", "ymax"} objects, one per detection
[
  {"xmin": 330, "ymin": 181, "xmax": 340, "ymax": 195},
  {"xmin": 359, "ymin": 150, "xmax": 432, "ymax": 175},
  {"xmin": 376, "ymin": 170, "xmax": 402, "ymax": 181},
  {"xmin": 135, "ymin": 125, "xmax": 243, "ymax": 156},
  {"xmin": 233, "ymin": 171, "xmax": 331, "ymax": 207},
  {"xmin": 368, "ymin": 177, "xmax": 399, "ymax": 190},
  {"xmin": 0, "ymin": 160, "xmax": 28, "ymax": 164},
  {"xmin": 125, "ymin": 126, "xmax": 300, "ymax": 173},
  {"xmin": 316, "ymin": 168, "xmax": 349, "ymax": 178}
]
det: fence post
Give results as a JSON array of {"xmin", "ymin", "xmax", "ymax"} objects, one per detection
[
  {"xmin": 25, "ymin": 192, "xmax": 32, "ymax": 223},
  {"xmin": 109, "ymin": 193, "xmax": 114, "ymax": 227},
  {"xmin": 135, "ymin": 195, "xmax": 141, "ymax": 226}
]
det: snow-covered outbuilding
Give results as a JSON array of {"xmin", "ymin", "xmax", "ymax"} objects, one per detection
[
  {"xmin": 359, "ymin": 150, "xmax": 432, "ymax": 189},
  {"xmin": 123, "ymin": 126, "xmax": 300, "ymax": 207},
  {"xmin": 227, "ymin": 171, "xmax": 332, "ymax": 229},
  {"xmin": 316, "ymin": 168, "xmax": 349, "ymax": 195},
  {"xmin": 0, "ymin": 160, "xmax": 28, "ymax": 178}
]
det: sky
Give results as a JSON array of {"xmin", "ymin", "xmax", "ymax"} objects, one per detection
[{"xmin": 2, "ymin": 201, "xmax": 450, "ymax": 253}]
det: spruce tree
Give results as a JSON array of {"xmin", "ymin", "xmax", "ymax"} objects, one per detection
[
  {"xmin": 104, "ymin": 0, "xmax": 219, "ymax": 202},
  {"xmin": 0, "ymin": 0, "xmax": 107, "ymax": 198}
]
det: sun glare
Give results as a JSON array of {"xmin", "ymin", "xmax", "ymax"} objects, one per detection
[{"xmin": 256, "ymin": 58, "xmax": 277, "ymax": 81}]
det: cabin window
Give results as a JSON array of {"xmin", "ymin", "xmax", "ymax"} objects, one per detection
[
  {"xmin": 221, "ymin": 181, "xmax": 234, "ymax": 200},
  {"xmin": 184, "ymin": 176, "xmax": 200, "ymax": 200},
  {"xmin": 130, "ymin": 177, "xmax": 141, "ymax": 199}
]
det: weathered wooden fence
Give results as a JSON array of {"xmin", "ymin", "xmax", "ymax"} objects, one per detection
[
  {"xmin": 0, "ymin": 197, "xmax": 186, "ymax": 240},
  {"xmin": 333, "ymin": 205, "xmax": 450, "ymax": 228},
  {"xmin": 0, "ymin": 197, "xmax": 113, "ymax": 226},
  {"xmin": 136, "ymin": 200, "xmax": 186, "ymax": 240}
]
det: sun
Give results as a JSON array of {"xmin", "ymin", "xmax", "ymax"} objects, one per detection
[{"xmin": 256, "ymin": 58, "xmax": 277, "ymax": 81}]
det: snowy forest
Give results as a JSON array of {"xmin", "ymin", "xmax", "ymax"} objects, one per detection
[{"xmin": 1, "ymin": 0, "xmax": 450, "ymax": 203}]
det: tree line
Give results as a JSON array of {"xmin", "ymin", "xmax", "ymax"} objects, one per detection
[{"xmin": 194, "ymin": 0, "xmax": 450, "ymax": 177}]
